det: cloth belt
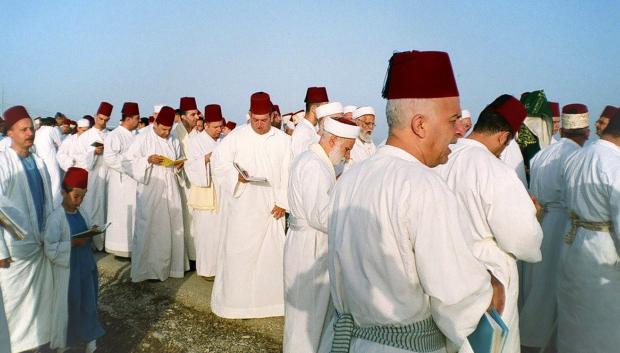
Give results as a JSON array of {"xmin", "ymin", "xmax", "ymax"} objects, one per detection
[
  {"xmin": 330, "ymin": 312, "xmax": 445, "ymax": 353},
  {"xmin": 564, "ymin": 212, "xmax": 614, "ymax": 244}
]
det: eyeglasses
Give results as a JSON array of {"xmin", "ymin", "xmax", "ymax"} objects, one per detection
[{"xmin": 361, "ymin": 121, "xmax": 376, "ymax": 127}]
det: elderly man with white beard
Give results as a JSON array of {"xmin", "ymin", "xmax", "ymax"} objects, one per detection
[
  {"xmin": 283, "ymin": 117, "xmax": 360, "ymax": 353},
  {"xmin": 343, "ymin": 106, "xmax": 377, "ymax": 173}
]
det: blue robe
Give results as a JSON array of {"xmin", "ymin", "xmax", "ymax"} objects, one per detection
[
  {"xmin": 19, "ymin": 155, "xmax": 46, "ymax": 232},
  {"xmin": 66, "ymin": 210, "xmax": 104, "ymax": 345}
]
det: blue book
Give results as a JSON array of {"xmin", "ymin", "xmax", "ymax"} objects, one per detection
[{"xmin": 467, "ymin": 309, "xmax": 509, "ymax": 353}]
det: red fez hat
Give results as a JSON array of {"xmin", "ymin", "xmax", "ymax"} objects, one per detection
[
  {"xmin": 250, "ymin": 92, "xmax": 272, "ymax": 115},
  {"xmin": 204, "ymin": 104, "xmax": 224, "ymax": 123},
  {"xmin": 382, "ymin": 50, "xmax": 459, "ymax": 99},
  {"xmin": 600, "ymin": 105, "xmax": 617, "ymax": 118},
  {"xmin": 226, "ymin": 121, "xmax": 237, "ymax": 130},
  {"xmin": 97, "ymin": 102, "xmax": 113, "ymax": 117},
  {"xmin": 149, "ymin": 116, "xmax": 154, "ymax": 123},
  {"xmin": 122, "ymin": 102, "xmax": 140, "ymax": 117},
  {"xmin": 3, "ymin": 105, "xmax": 31, "ymax": 131},
  {"xmin": 496, "ymin": 95, "xmax": 527, "ymax": 134},
  {"xmin": 179, "ymin": 97, "xmax": 198, "ymax": 111},
  {"xmin": 156, "ymin": 106, "xmax": 176, "ymax": 127},
  {"xmin": 273, "ymin": 104, "xmax": 281, "ymax": 115},
  {"xmin": 64, "ymin": 167, "xmax": 89, "ymax": 189},
  {"xmin": 562, "ymin": 103, "xmax": 588, "ymax": 114},
  {"xmin": 304, "ymin": 87, "xmax": 329, "ymax": 104},
  {"xmin": 549, "ymin": 102, "xmax": 560, "ymax": 117}
]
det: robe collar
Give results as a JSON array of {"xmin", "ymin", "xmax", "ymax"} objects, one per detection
[{"xmin": 309, "ymin": 143, "xmax": 336, "ymax": 180}]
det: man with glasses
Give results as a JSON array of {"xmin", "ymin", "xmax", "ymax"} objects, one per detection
[{"xmin": 344, "ymin": 106, "xmax": 377, "ymax": 173}]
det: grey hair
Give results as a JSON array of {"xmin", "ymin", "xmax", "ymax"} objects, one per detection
[{"xmin": 386, "ymin": 98, "xmax": 419, "ymax": 130}]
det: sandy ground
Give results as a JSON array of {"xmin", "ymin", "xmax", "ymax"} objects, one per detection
[{"xmin": 87, "ymin": 253, "xmax": 284, "ymax": 353}]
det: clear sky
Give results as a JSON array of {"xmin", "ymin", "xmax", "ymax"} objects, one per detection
[{"xmin": 2, "ymin": 0, "xmax": 619, "ymax": 141}]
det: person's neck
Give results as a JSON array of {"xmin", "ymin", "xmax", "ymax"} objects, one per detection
[
  {"xmin": 182, "ymin": 120, "xmax": 192, "ymax": 132},
  {"xmin": 306, "ymin": 113, "xmax": 317, "ymax": 126},
  {"xmin": 62, "ymin": 200, "xmax": 77, "ymax": 213},
  {"xmin": 94, "ymin": 125, "xmax": 105, "ymax": 131},
  {"xmin": 386, "ymin": 134, "xmax": 429, "ymax": 166},
  {"xmin": 121, "ymin": 122, "xmax": 134, "ymax": 131},
  {"xmin": 602, "ymin": 134, "xmax": 620, "ymax": 147},
  {"xmin": 10, "ymin": 144, "xmax": 30, "ymax": 158},
  {"xmin": 564, "ymin": 135, "xmax": 587, "ymax": 147},
  {"xmin": 468, "ymin": 133, "xmax": 494, "ymax": 152}
]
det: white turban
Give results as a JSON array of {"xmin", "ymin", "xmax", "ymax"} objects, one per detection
[
  {"xmin": 324, "ymin": 117, "xmax": 361, "ymax": 139},
  {"xmin": 352, "ymin": 106, "xmax": 375, "ymax": 120},
  {"xmin": 316, "ymin": 102, "xmax": 344, "ymax": 119}
]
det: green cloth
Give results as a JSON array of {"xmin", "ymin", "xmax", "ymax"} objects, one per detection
[{"xmin": 521, "ymin": 90, "xmax": 552, "ymax": 118}]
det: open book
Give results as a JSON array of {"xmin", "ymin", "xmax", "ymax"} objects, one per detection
[
  {"xmin": 161, "ymin": 157, "xmax": 186, "ymax": 168},
  {"xmin": 0, "ymin": 207, "xmax": 26, "ymax": 240},
  {"xmin": 73, "ymin": 223, "xmax": 111, "ymax": 239},
  {"xmin": 467, "ymin": 308, "xmax": 509, "ymax": 353},
  {"xmin": 233, "ymin": 162, "xmax": 268, "ymax": 183},
  {"xmin": 91, "ymin": 141, "xmax": 104, "ymax": 148}
]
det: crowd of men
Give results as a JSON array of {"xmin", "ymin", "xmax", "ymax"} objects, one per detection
[{"xmin": 0, "ymin": 49, "xmax": 619, "ymax": 353}]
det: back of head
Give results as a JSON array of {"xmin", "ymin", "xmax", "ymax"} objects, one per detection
[{"xmin": 472, "ymin": 94, "xmax": 521, "ymax": 137}]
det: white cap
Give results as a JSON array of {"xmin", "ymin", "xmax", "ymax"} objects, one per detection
[
  {"xmin": 286, "ymin": 120, "xmax": 296, "ymax": 130},
  {"xmin": 352, "ymin": 106, "xmax": 375, "ymax": 120},
  {"xmin": 316, "ymin": 102, "xmax": 344, "ymax": 119},
  {"xmin": 292, "ymin": 110, "xmax": 305, "ymax": 124},
  {"xmin": 562, "ymin": 112, "xmax": 589, "ymax": 129},
  {"xmin": 323, "ymin": 117, "xmax": 361, "ymax": 139},
  {"xmin": 344, "ymin": 105, "xmax": 358, "ymax": 114},
  {"xmin": 154, "ymin": 105, "xmax": 163, "ymax": 113},
  {"xmin": 77, "ymin": 119, "xmax": 90, "ymax": 128},
  {"xmin": 461, "ymin": 110, "xmax": 472, "ymax": 119}
]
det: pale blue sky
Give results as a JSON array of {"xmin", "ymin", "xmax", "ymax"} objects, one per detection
[{"xmin": 1, "ymin": 1, "xmax": 619, "ymax": 141}]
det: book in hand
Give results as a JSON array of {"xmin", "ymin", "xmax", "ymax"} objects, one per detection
[
  {"xmin": 467, "ymin": 308, "xmax": 509, "ymax": 353},
  {"xmin": 73, "ymin": 223, "xmax": 111, "ymax": 239},
  {"xmin": 160, "ymin": 157, "xmax": 186, "ymax": 168},
  {"xmin": 91, "ymin": 141, "xmax": 104, "ymax": 148},
  {"xmin": 0, "ymin": 207, "xmax": 26, "ymax": 240},
  {"xmin": 233, "ymin": 162, "xmax": 268, "ymax": 183}
]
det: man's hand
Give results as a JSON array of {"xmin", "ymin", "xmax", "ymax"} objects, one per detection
[
  {"xmin": 271, "ymin": 206, "xmax": 286, "ymax": 220},
  {"xmin": 71, "ymin": 238, "xmax": 89, "ymax": 247},
  {"xmin": 148, "ymin": 155, "xmax": 164, "ymax": 165},
  {"xmin": 489, "ymin": 273, "xmax": 505, "ymax": 315},
  {"xmin": 532, "ymin": 196, "xmax": 544, "ymax": 221},
  {"xmin": 0, "ymin": 257, "xmax": 13, "ymax": 268},
  {"xmin": 204, "ymin": 152, "xmax": 212, "ymax": 164},
  {"xmin": 175, "ymin": 161, "xmax": 185, "ymax": 170},
  {"xmin": 238, "ymin": 173, "xmax": 248, "ymax": 184},
  {"xmin": 94, "ymin": 146, "xmax": 104, "ymax": 155}
]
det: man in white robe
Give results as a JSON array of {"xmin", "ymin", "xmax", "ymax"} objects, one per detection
[
  {"xmin": 435, "ymin": 95, "xmax": 543, "ymax": 353},
  {"xmin": 500, "ymin": 138, "xmax": 528, "ymax": 187},
  {"xmin": 548, "ymin": 102, "xmax": 561, "ymax": 145},
  {"xmin": 174, "ymin": 96, "xmax": 200, "ymax": 264},
  {"xmin": 122, "ymin": 106, "xmax": 188, "ymax": 282},
  {"xmin": 556, "ymin": 111, "xmax": 620, "ymax": 353},
  {"xmin": 185, "ymin": 104, "xmax": 225, "ymax": 278},
  {"xmin": 34, "ymin": 117, "xmax": 63, "ymax": 207},
  {"xmin": 74, "ymin": 102, "xmax": 113, "ymax": 250},
  {"xmin": 283, "ymin": 117, "xmax": 360, "ymax": 353},
  {"xmin": 327, "ymin": 51, "xmax": 495, "ymax": 353},
  {"xmin": 520, "ymin": 103, "xmax": 590, "ymax": 352},
  {"xmin": 0, "ymin": 106, "xmax": 55, "ymax": 352},
  {"xmin": 103, "ymin": 102, "xmax": 140, "ymax": 257},
  {"xmin": 291, "ymin": 87, "xmax": 328, "ymax": 158},
  {"xmin": 343, "ymin": 106, "xmax": 377, "ymax": 173},
  {"xmin": 211, "ymin": 92, "xmax": 291, "ymax": 319},
  {"xmin": 595, "ymin": 105, "xmax": 617, "ymax": 137},
  {"xmin": 57, "ymin": 118, "xmax": 90, "ymax": 172}
]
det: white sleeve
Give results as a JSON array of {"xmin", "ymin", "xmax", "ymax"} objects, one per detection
[
  {"xmin": 211, "ymin": 133, "xmax": 240, "ymax": 197},
  {"xmin": 296, "ymin": 159, "xmax": 331, "ymax": 232},
  {"xmin": 43, "ymin": 211, "xmax": 71, "ymax": 267},
  {"xmin": 275, "ymin": 137, "xmax": 291, "ymax": 210},
  {"xmin": 103, "ymin": 133, "xmax": 124, "ymax": 173},
  {"xmin": 185, "ymin": 137, "xmax": 210, "ymax": 187},
  {"xmin": 122, "ymin": 136, "xmax": 152, "ymax": 185},
  {"xmin": 56, "ymin": 137, "xmax": 75, "ymax": 171}
]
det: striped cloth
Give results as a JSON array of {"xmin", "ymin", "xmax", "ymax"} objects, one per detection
[
  {"xmin": 330, "ymin": 312, "xmax": 445, "ymax": 353},
  {"xmin": 564, "ymin": 212, "xmax": 614, "ymax": 244}
]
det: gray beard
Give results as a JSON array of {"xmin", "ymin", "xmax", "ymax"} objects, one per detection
[{"xmin": 359, "ymin": 131, "xmax": 372, "ymax": 143}]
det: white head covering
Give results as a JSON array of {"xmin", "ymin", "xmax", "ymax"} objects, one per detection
[
  {"xmin": 562, "ymin": 112, "xmax": 589, "ymax": 129},
  {"xmin": 344, "ymin": 105, "xmax": 358, "ymax": 114},
  {"xmin": 352, "ymin": 106, "xmax": 375, "ymax": 120},
  {"xmin": 316, "ymin": 102, "xmax": 344, "ymax": 119},
  {"xmin": 77, "ymin": 119, "xmax": 90, "ymax": 128},
  {"xmin": 323, "ymin": 117, "xmax": 361, "ymax": 139},
  {"xmin": 292, "ymin": 110, "xmax": 305, "ymax": 124},
  {"xmin": 153, "ymin": 105, "xmax": 163, "ymax": 114},
  {"xmin": 461, "ymin": 109, "xmax": 472, "ymax": 119}
]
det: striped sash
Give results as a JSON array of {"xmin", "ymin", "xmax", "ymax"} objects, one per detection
[
  {"xmin": 564, "ymin": 212, "xmax": 614, "ymax": 244},
  {"xmin": 330, "ymin": 312, "xmax": 445, "ymax": 353}
]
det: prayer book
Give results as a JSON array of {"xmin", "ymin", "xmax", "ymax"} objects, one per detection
[
  {"xmin": 467, "ymin": 308, "xmax": 508, "ymax": 353},
  {"xmin": 73, "ymin": 223, "xmax": 111, "ymax": 239},
  {"xmin": 0, "ymin": 207, "xmax": 26, "ymax": 240},
  {"xmin": 160, "ymin": 157, "xmax": 186, "ymax": 168},
  {"xmin": 233, "ymin": 162, "xmax": 268, "ymax": 183},
  {"xmin": 90, "ymin": 141, "xmax": 104, "ymax": 148}
]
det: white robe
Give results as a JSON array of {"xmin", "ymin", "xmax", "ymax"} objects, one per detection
[
  {"xmin": 557, "ymin": 139, "xmax": 620, "ymax": 353},
  {"xmin": 122, "ymin": 128, "xmax": 188, "ymax": 282},
  {"xmin": 103, "ymin": 126, "xmax": 137, "ymax": 257},
  {"xmin": 57, "ymin": 133, "xmax": 80, "ymax": 172},
  {"xmin": 34, "ymin": 125, "xmax": 63, "ymax": 207},
  {"xmin": 328, "ymin": 145, "xmax": 493, "ymax": 353},
  {"xmin": 343, "ymin": 137, "xmax": 377, "ymax": 173},
  {"xmin": 185, "ymin": 131, "xmax": 222, "ymax": 277},
  {"xmin": 173, "ymin": 123, "xmax": 197, "ymax": 261},
  {"xmin": 283, "ymin": 144, "xmax": 335, "ymax": 353},
  {"xmin": 0, "ymin": 148, "xmax": 54, "ymax": 352},
  {"xmin": 519, "ymin": 138, "xmax": 580, "ymax": 348},
  {"xmin": 75, "ymin": 127, "xmax": 109, "ymax": 250},
  {"xmin": 210, "ymin": 125, "xmax": 291, "ymax": 318},
  {"xmin": 500, "ymin": 138, "xmax": 528, "ymax": 188},
  {"xmin": 435, "ymin": 139, "xmax": 543, "ymax": 353},
  {"xmin": 291, "ymin": 118, "xmax": 320, "ymax": 159}
]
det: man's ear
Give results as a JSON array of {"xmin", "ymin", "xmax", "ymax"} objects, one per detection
[
  {"xmin": 499, "ymin": 131, "xmax": 511, "ymax": 146},
  {"xmin": 411, "ymin": 114, "xmax": 426, "ymax": 138}
]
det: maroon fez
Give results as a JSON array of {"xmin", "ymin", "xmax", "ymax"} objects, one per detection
[
  {"xmin": 382, "ymin": 50, "xmax": 459, "ymax": 99},
  {"xmin": 3, "ymin": 105, "xmax": 32, "ymax": 131},
  {"xmin": 226, "ymin": 121, "xmax": 237, "ymax": 130},
  {"xmin": 250, "ymin": 92, "xmax": 272, "ymax": 115},
  {"xmin": 562, "ymin": 103, "xmax": 588, "ymax": 114},
  {"xmin": 304, "ymin": 87, "xmax": 329, "ymax": 104},
  {"xmin": 273, "ymin": 104, "xmax": 281, "ymax": 115},
  {"xmin": 496, "ymin": 95, "xmax": 527, "ymax": 134},
  {"xmin": 149, "ymin": 116, "xmax": 154, "ymax": 123},
  {"xmin": 156, "ymin": 106, "xmax": 176, "ymax": 127},
  {"xmin": 179, "ymin": 97, "xmax": 198, "ymax": 111},
  {"xmin": 122, "ymin": 102, "xmax": 140, "ymax": 117},
  {"xmin": 204, "ymin": 104, "xmax": 224, "ymax": 123},
  {"xmin": 549, "ymin": 102, "xmax": 560, "ymax": 117},
  {"xmin": 64, "ymin": 167, "xmax": 89, "ymax": 189},
  {"xmin": 97, "ymin": 102, "xmax": 113, "ymax": 117},
  {"xmin": 600, "ymin": 105, "xmax": 617, "ymax": 118}
]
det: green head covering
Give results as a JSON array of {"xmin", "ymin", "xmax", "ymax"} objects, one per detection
[{"xmin": 520, "ymin": 90, "xmax": 553, "ymax": 118}]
